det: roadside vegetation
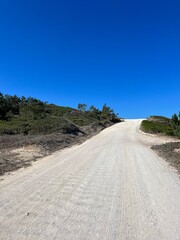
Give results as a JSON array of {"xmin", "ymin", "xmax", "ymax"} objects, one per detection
[
  {"xmin": 0, "ymin": 93, "xmax": 122, "ymax": 175},
  {"xmin": 140, "ymin": 114, "xmax": 180, "ymax": 138},
  {"xmin": 0, "ymin": 93, "xmax": 121, "ymax": 135},
  {"xmin": 141, "ymin": 114, "xmax": 180, "ymax": 175}
]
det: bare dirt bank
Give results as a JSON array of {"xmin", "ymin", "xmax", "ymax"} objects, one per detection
[
  {"xmin": 152, "ymin": 142, "xmax": 180, "ymax": 175},
  {"xmin": 0, "ymin": 122, "xmax": 111, "ymax": 176}
]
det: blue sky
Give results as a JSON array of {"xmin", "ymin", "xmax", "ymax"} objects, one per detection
[{"xmin": 0, "ymin": 0, "xmax": 179, "ymax": 118}]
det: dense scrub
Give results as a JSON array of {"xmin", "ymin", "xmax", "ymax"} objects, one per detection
[
  {"xmin": 171, "ymin": 113, "xmax": 180, "ymax": 138},
  {"xmin": 0, "ymin": 93, "xmax": 121, "ymax": 135},
  {"xmin": 141, "ymin": 113, "xmax": 180, "ymax": 138},
  {"xmin": 141, "ymin": 119, "xmax": 173, "ymax": 136}
]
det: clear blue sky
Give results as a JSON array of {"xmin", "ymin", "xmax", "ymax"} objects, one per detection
[{"xmin": 0, "ymin": 0, "xmax": 179, "ymax": 118}]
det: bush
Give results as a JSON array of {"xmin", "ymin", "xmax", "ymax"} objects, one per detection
[
  {"xmin": 141, "ymin": 120, "xmax": 173, "ymax": 136},
  {"xmin": 0, "ymin": 93, "xmax": 121, "ymax": 135},
  {"xmin": 171, "ymin": 112, "xmax": 180, "ymax": 138}
]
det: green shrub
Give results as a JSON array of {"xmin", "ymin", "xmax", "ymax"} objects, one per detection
[
  {"xmin": 141, "ymin": 120, "xmax": 173, "ymax": 136},
  {"xmin": 0, "ymin": 93, "xmax": 121, "ymax": 135},
  {"xmin": 171, "ymin": 112, "xmax": 180, "ymax": 138}
]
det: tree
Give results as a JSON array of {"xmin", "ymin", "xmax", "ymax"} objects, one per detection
[
  {"xmin": 101, "ymin": 104, "xmax": 119, "ymax": 122},
  {"xmin": 77, "ymin": 103, "xmax": 87, "ymax": 112},
  {"xmin": 101, "ymin": 104, "xmax": 114, "ymax": 118},
  {"xmin": 89, "ymin": 105, "xmax": 99, "ymax": 114},
  {"xmin": 172, "ymin": 113, "xmax": 179, "ymax": 125},
  {"xmin": 171, "ymin": 112, "xmax": 180, "ymax": 138},
  {"xmin": 0, "ymin": 93, "xmax": 5, "ymax": 119},
  {"xmin": 88, "ymin": 105, "xmax": 101, "ymax": 120}
]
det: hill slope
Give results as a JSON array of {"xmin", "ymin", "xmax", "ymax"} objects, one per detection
[
  {"xmin": 140, "ymin": 116, "xmax": 173, "ymax": 136},
  {"xmin": 0, "ymin": 93, "xmax": 121, "ymax": 175},
  {"xmin": 0, "ymin": 93, "xmax": 120, "ymax": 135},
  {"xmin": 140, "ymin": 115, "xmax": 180, "ymax": 174}
]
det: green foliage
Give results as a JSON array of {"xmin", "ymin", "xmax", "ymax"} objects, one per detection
[
  {"xmin": 171, "ymin": 113, "xmax": 179, "ymax": 124},
  {"xmin": 0, "ymin": 93, "xmax": 20, "ymax": 119},
  {"xmin": 87, "ymin": 105, "xmax": 101, "ymax": 121},
  {"xmin": 141, "ymin": 120, "xmax": 173, "ymax": 135},
  {"xmin": 89, "ymin": 105, "xmax": 98, "ymax": 112},
  {"xmin": 172, "ymin": 125, "xmax": 180, "ymax": 138},
  {"xmin": 101, "ymin": 104, "xmax": 119, "ymax": 122},
  {"xmin": 171, "ymin": 112, "xmax": 180, "ymax": 138},
  {"xmin": 77, "ymin": 103, "xmax": 87, "ymax": 112},
  {"xmin": 148, "ymin": 116, "xmax": 170, "ymax": 125},
  {"xmin": 0, "ymin": 93, "xmax": 121, "ymax": 135},
  {"xmin": 141, "ymin": 113, "xmax": 180, "ymax": 138}
]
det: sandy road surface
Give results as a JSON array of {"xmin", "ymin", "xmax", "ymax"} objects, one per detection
[{"xmin": 0, "ymin": 120, "xmax": 180, "ymax": 240}]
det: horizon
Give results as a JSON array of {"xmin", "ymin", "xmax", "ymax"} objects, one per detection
[
  {"xmin": 0, "ymin": 0, "xmax": 180, "ymax": 118},
  {"xmin": 0, "ymin": 91, "xmax": 173, "ymax": 120}
]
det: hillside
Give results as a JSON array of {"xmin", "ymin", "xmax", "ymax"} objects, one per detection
[
  {"xmin": 140, "ymin": 115, "xmax": 180, "ymax": 174},
  {"xmin": 141, "ymin": 114, "xmax": 180, "ymax": 138},
  {"xmin": 140, "ymin": 116, "xmax": 173, "ymax": 136},
  {"xmin": 0, "ymin": 93, "xmax": 121, "ymax": 175},
  {"xmin": 0, "ymin": 93, "xmax": 120, "ymax": 135}
]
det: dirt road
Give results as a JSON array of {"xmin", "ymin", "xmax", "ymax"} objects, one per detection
[{"xmin": 0, "ymin": 120, "xmax": 180, "ymax": 240}]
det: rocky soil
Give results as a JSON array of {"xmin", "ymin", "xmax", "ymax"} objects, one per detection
[{"xmin": 152, "ymin": 141, "xmax": 180, "ymax": 175}]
